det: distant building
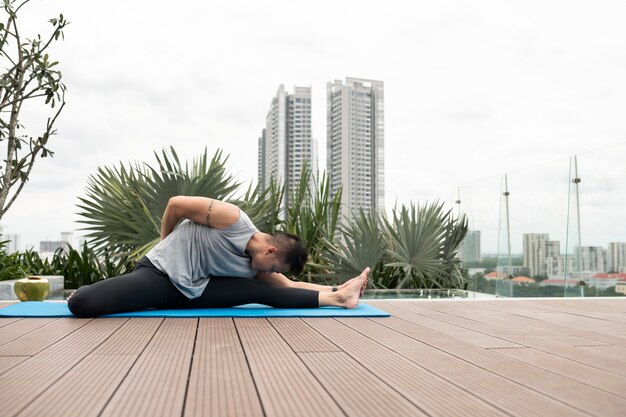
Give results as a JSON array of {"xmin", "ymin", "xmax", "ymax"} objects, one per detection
[
  {"xmin": 546, "ymin": 255, "xmax": 575, "ymax": 278},
  {"xmin": 524, "ymin": 233, "xmax": 547, "ymax": 276},
  {"xmin": 588, "ymin": 273, "xmax": 626, "ymax": 290},
  {"xmin": 61, "ymin": 232, "xmax": 73, "ymax": 247},
  {"xmin": 258, "ymin": 85, "xmax": 317, "ymax": 209},
  {"xmin": 616, "ymin": 280, "xmax": 626, "ymax": 295},
  {"xmin": 1, "ymin": 233, "xmax": 21, "ymax": 253},
  {"xmin": 607, "ymin": 242, "xmax": 626, "ymax": 273},
  {"xmin": 539, "ymin": 279, "xmax": 579, "ymax": 287},
  {"xmin": 483, "ymin": 271, "xmax": 508, "ymax": 280},
  {"xmin": 459, "ymin": 230, "xmax": 481, "ymax": 262},
  {"xmin": 39, "ymin": 240, "xmax": 67, "ymax": 254},
  {"xmin": 523, "ymin": 234, "xmax": 559, "ymax": 276},
  {"xmin": 575, "ymin": 246, "xmax": 606, "ymax": 273},
  {"xmin": 39, "ymin": 232, "xmax": 73, "ymax": 256},
  {"xmin": 496, "ymin": 265, "xmax": 529, "ymax": 277},
  {"xmin": 511, "ymin": 276, "xmax": 535, "ymax": 285},
  {"xmin": 327, "ymin": 77, "xmax": 384, "ymax": 220}
]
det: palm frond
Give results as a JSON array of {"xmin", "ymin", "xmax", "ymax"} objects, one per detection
[{"xmin": 77, "ymin": 147, "xmax": 240, "ymax": 258}]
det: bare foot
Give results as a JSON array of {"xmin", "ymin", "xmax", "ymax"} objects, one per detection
[
  {"xmin": 336, "ymin": 267, "xmax": 370, "ymax": 309},
  {"xmin": 339, "ymin": 267, "xmax": 370, "ymax": 296}
]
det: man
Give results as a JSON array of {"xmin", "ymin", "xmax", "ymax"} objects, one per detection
[{"xmin": 68, "ymin": 196, "xmax": 369, "ymax": 317}]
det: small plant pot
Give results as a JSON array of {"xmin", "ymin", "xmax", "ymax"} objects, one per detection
[{"xmin": 14, "ymin": 276, "xmax": 50, "ymax": 301}]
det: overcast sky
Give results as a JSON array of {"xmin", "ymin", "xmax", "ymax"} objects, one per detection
[{"xmin": 1, "ymin": 0, "xmax": 625, "ymax": 253}]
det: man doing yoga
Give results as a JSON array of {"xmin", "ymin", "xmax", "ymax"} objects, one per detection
[{"xmin": 68, "ymin": 196, "xmax": 369, "ymax": 317}]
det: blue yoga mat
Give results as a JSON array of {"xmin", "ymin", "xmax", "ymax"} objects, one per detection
[{"xmin": 0, "ymin": 301, "xmax": 390, "ymax": 318}]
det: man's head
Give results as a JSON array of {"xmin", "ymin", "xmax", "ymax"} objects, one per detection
[{"xmin": 251, "ymin": 232, "xmax": 308, "ymax": 275}]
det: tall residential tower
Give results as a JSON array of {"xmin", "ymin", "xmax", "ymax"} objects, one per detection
[
  {"xmin": 258, "ymin": 85, "xmax": 317, "ymax": 207},
  {"xmin": 523, "ymin": 233, "xmax": 560, "ymax": 277},
  {"xmin": 326, "ymin": 77, "xmax": 384, "ymax": 219}
]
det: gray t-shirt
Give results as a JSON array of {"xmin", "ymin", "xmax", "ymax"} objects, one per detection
[{"xmin": 146, "ymin": 210, "xmax": 258, "ymax": 299}]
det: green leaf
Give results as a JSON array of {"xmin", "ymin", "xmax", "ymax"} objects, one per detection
[{"xmin": 76, "ymin": 147, "xmax": 241, "ymax": 259}]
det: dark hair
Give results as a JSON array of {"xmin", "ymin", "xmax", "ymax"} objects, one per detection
[{"xmin": 273, "ymin": 232, "xmax": 308, "ymax": 275}]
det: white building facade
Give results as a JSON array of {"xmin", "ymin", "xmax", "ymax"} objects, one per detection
[
  {"xmin": 258, "ymin": 85, "xmax": 317, "ymax": 208},
  {"xmin": 1, "ymin": 233, "xmax": 21, "ymax": 253},
  {"xmin": 576, "ymin": 246, "xmax": 606, "ymax": 273},
  {"xmin": 523, "ymin": 233, "xmax": 560, "ymax": 277},
  {"xmin": 459, "ymin": 230, "xmax": 481, "ymax": 262},
  {"xmin": 327, "ymin": 77, "xmax": 384, "ymax": 220},
  {"xmin": 607, "ymin": 242, "xmax": 626, "ymax": 273}
]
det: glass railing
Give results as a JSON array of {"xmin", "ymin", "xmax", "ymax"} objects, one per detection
[{"xmin": 456, "ymin": 142, "xmax": 626, "ymax": 298}]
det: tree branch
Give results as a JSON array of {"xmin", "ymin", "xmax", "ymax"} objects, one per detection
[
  {"xmin": 0, "ymin": 0, "xmax": 67, "ymax": 220},
  {"xmin": 1, "ymin": 98, "xmax": 64, "ymax": 217}
]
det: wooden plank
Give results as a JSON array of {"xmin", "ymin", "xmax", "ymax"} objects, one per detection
[
  {"xmin": 530, "ymin": 345, "xmax": 626, "ymax": 376},
  {"xmin": 477, "ymin": 301, "xmax": 624, "ymax": 333},
  {"xmin": 566, "ymin": 330, "xmax": 626, "ymax": 348},
  {"xmin": 496, "ymin": 347, "xmax": 626, "ymax": 397},
  {"xmin": 184, "ymin": 318, "xmax": 263, "ymax": 417},
  {"xmin": 434, "ymin": 300, "xmax": 626, "ymax": 347},
  {"xmin": 0, "ymin": 356, "xmax": 28, "ymax": 375},
  {"xmin": 0, "ymin": 318, "xmax": 62, "ymax": 346},
  {"xmin": 411, "ymin": 301, "xmax": 571, "ymax": 336},
  {"xmin": 16, "ymin": 318, "xmax": 163, "ymax": 417},
  {"xmin": 99, "ymin": 318, "xmax": 197, "ymax": 417},
  {"xmin": 0, "ymin": 318, "xmax": 22, "ymax": 327},
  {"xmin": 235, "ymin": 318, "xmax": 344, "ymax": 417},
  {"xmin": 516, "ymin": 299, "xmax": 626, "ymax": 323},
  {"xmin": 374, "ymin": 302, "xmax": 626, "ymax": 417},
  {"xmin": 269, "ymin": 317, "xmax": 341, "ymax": 352},
  {"xmin": 304, "ymin": 317, "xmax": 509, "ymax": 417},
  {"xmin": 0, "ymin": 318, "xmax": 92, "ymax": 356},
  {"xmin": 381, "ymin": 302, "xmax": 522, "ymax": 348},
  {"xmin": 397, "ymin": 301, "xmax": 545, "ymax": 339},
  {"xmin": 299, "ymin": 351, "xmax": 426, "ymax": 417},
  {"xmin": 0, "ymin": 318, "xmax": 128, "ymax": 417},
  {"xmin": 338, "ymin": 317, "xmax": 587, "ymax": 417}
]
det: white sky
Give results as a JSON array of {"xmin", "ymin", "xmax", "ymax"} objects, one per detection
[{"xmin": 1, "ymin": 0, "xmax": 625, "ymax": 253}]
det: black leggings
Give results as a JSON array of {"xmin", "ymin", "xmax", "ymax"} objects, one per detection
[{"xmin": 68, "ymin": 257, "xmax": 319, "ymax": 318}]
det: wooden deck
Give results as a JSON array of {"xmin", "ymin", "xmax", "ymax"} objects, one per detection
[{"xmin": 0, "ymin": 298, "xmax": 625, "ymax": 417}]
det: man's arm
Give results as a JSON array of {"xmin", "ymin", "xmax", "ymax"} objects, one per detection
[
  {"xmin": 160, "ymin": 196, "xmax": 240, "ymax": 240},
  {"xmin": 256, "ymin": 272, "xmax": 334, "ymax": 291}
]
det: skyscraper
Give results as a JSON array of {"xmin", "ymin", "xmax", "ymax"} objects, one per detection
[
  {"xmin": 459, "ymin": 230, "xmax": 481, "ymax": 262},
  {"xmin": 2, "ymin": 233, "xmax": 20, "ymax": 253},
  {"xmin": 327, "ymin": 77, "xmax": 384, "ymax": 219},
  {"xmin": 607, "ymin": 242, "xmax": 626, "ymax": 273},
  {"xmin": 258, "ymin": 85, "xmax": 316, "ymax": 208},
  {"xmin": 577, "ymin": 246, "xmax": 606, "ymax": 272},
  {"xmin": 523, "ymin": 233, "xmax": 560, "ymax": 276}
]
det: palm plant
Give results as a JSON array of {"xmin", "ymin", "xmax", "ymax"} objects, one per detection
[
  {"xmin": 313, "ymin": 209, "xmax": 387, "ymax": 286},
  {"xmin": 230, "ymin": 179, "xmax": 284, "ymax": 234},
  {"xmin": 282, "ymin": 165, "xmax": 342, "ymax": 281},
  {"xmin": 383, "ymin": 201, "xmax": 468, "ymax": 289},
  {"xmin": 435, "ymin": 213, "xmax": 468, "ymax": 288},
  {"xmin": 77, "ymin": 147, "xmax": 240, "ymax": 258}
]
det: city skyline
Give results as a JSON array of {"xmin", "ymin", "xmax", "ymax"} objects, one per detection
[
  {"xmin": 257, "ymin": 78, "xmax": 385, "ymax": 218},
  {"xmin": 1, "ymin": 1, "xmax": 625, "ymax": 251},
  {"xmin": 459, "ymin": 229, "xmax": 626, "ymax": 275}
]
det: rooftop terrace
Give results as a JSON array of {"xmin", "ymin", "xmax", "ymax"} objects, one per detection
[{"xmin": 0, "ymin": 298, "xmax": 624, "ymax": 417}]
